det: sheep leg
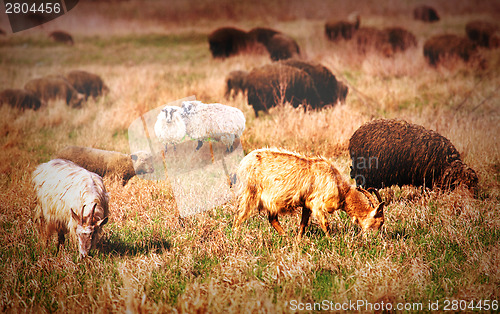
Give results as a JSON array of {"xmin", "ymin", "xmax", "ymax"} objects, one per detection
[
  {"xmin": 297, "ymin": 207, "xmax": 312, "ymax": 239},
  {"xmin": 56, "ymin": 232, "xmax": 65, "ymax": 255},
  {"xmin": 209, "ymin": 141, "xmax": 215, "ymax": 163},
  {"xmin": 164, "ymin": 144, "xmax": 168, "ymax": 153},
  {"xmin": 268, "ymin": 213, "xmax": 286, "ymax": 236},
  {"xmin": 316, "ymin": 212, "xmax": 331, "ymax": 237},
  {"xmin": 195, "ymin": 140, "xmax": 204, "ymax": 151}
]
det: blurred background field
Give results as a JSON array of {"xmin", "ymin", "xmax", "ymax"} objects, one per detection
[{"xmin": 0, "ymin": 0, "xmax": 499, "ymax": 312}]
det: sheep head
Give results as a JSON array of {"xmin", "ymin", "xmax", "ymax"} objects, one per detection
[
  {"xmin": 345, "ymin": 187, "xmax": 384, "ymax": 232},
  {"xmin": 131, "ymin": 151, "xmax": 154, "ymax": 175},
  {"xmin": 440, "ymin": 160, "xmax": 478, "ymax": 192},
  {"xmin": 180, "ymin": 100, "xmax": 201, "ymax": 116},
  {"xmin": 161, "ymin": 106, "xmax": 181, "ymax": 123},
  {"xmin": 70, "ymin": 203, "xmax": 108, "ymax": 258}
]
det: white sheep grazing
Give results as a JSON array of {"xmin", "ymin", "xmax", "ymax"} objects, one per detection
[
  {"xmin": 32, "ymin": 159, "xmax": 109, "ymax": 258},
  {"xmin": 180, "ymin": 100, "xmax": 246, "ymax": 151},
  {"xmin": 154, "ymin": 105, "xmax": 186, "ymax": 152}
]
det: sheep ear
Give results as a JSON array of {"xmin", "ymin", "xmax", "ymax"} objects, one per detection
[
  {"xmin": 370, "ymin": 202, "xmax": 385, "ymax": 218},
  {"xmin": 97, "ymin": 217, "xmax": 108, "ymax": 227},
  {"xmin": 131, "ymin": 154, "xmax": 138, "ymax": 161},
  {"xmin": 70, "ymin": 208, "xmax": 80, "ymax": 222}
]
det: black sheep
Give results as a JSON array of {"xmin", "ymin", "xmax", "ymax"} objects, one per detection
[
  {"xmin": 0, "ymin": 89, "xmax": 44, "ymax": 110},
  {"xmin": 413, "ymin": 5, "xmax": 440, "ymax": 22},
  {"xmin": 348, "ymin": 119, "xmax": 478, "ymax": 192},
  {"xmin": 465, "ymin": 21, "xmax": 499, "ymax": 48},
  {"xmin": 65, "ymin": 70, "xmax": 109, "ymax": 100},
  {"xmin": 265, "ymin": 33, "xmax": 300, "ymax": 61},
  {"xmin": 280, "ymin": 59, "xmax": 345, "ymax": 105},
  {"xmin": 24, "ymin": 75, "xmax": 84, "ymax": 108},
  {"xmin": 325, "ymin": 15, "xmax": 360, "ymax": 41},
  {"xmin": 245, "ymin": 63, "xmax": 320, "ymax": 117},
  {"xmin": 423, "ymin": 34, "xmax": 478, "ymax": 66},
  {"xmin": 208, "ymin": 27, "xmax": 252, "ymax": 58}
]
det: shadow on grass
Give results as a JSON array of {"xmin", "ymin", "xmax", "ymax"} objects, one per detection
[
  {"xmin": 388, "ymin": 228, "xmax": 411, "ymax": 240},
  {"xmin": 97, "ymin": 237, "xmax": 172, "ymax": 257}
]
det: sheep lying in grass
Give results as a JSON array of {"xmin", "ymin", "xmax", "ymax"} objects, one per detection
[
  {"xmin": 55, "ymin": 146, "xmax": 154, "ymax": 185},
  {"xmin": 181, "ymin": 100, "xmax": 246, "ymax": 151},
  {"xmin": 32, "ymin": 159, "xmax": 109, "ymax": 257},
  {"xmin": 233, "ymin": 148, "xmax": 385, "ymax": 238},
  {"xmin": 349, "ymin": 119, "xmax": 478, "ymax": 192},
  {"xmin": 154, "ymin": 105, "xmax": 187, "ymax": 152}
]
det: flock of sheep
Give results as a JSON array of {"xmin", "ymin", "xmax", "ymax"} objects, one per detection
[
  {"xmin": 18, "ymin": 5, "xmax": 486, "ymax": 258},
  {"xmin": 0, "ymin": 69, "xmax": 108, "ymax": 110}
]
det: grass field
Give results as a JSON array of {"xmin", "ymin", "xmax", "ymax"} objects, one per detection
[{"xmin": 0, "ymin": 0, "xmax": 499, "ymax": 312}]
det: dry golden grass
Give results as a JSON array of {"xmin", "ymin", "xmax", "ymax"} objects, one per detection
[{"xmin": 0, "ymin": 0, "xmax": 499, "ymax": 312}]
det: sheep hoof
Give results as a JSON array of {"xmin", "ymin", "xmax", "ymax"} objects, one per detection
[{"xmin": 195, "ymin": 141, "xmax": 203, "ymax": 151}]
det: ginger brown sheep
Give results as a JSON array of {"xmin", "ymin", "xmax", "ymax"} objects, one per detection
[
  {"xmin": 348, "ymin": 119, "xmax": 478, "ymax": 192},
  {"xmin": 24, "ymin": 75, "xmax": 84, "ymax": 108},
  {"xmin": 234, "ymin": 148, "xmax": 385, "ymax": 238},
  {"xmin": 245, "ymin": 63, "xmax": 321, "ymax": 117},
  {"xmin": 0, "ymin": 88, "xmax": 44, "ymax": 110},
  {"xmin": 55, "ymin": 146, "xmax": 154, "ymax": 186},
  {"xmin": 423, "ymin": 34, "xmax": 478, "ymax": 66},
  {"xmin": 65, "ymin": 70, "xmax": 109, "ymax": 100}
]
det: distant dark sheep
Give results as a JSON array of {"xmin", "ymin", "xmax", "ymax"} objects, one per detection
[
  {"xmin": 465, "ymin": 21, "xmax": 499, "ymax": 48},
  {"xmin": 24, "ymin": 75, "xmax": 85, "ymax": 108},
  {"xmin": 423, "ymin": 34, "xmax": 478, "ymax": 66},
  {"xmin": 208, "ymin": 27, "xmax": 252, "ymax": 58},
  {"xmin": 245, "ymin": 63, "xmax": 321, "ymax": 117},
  {"xmin": 248, "ymin": 27, "xmax": 281, "ymax": 46},
  {"xmin": 0, "ymin": 28, "xmax": 5, "ymax": 35},
  {"xmin": 413, "ymin": 5, "xmax": 440, "ymax": 22},
  {"xmin": 325, "ymin": 15, "xmax": 360, "ymax": 41},
  {"xmin": 280, "ymin": 59, "xmax": 344, "ymax": 105},
  {"xmin": 385, "ymin": 27, "xmax": 418, "ymax": 52},
  {"xmin": 65, "ymin": 70, "xmax": 109, "ymax": 100},
  {"xmin": 224, "ymin": 70, "xmax": 248, "ymax": 99},
  {"xmin": 265, "ymin": 33, "xmax": 300, "ymax": 61},
  {"xmin": 0, "ymin": 89, "xmax": 44, "ymax": 110},
  {"xmin": 353, "ymin": 27, "xmax": 392, "ymax": 55},
  {"xmin": 49, "ymin": 30, "xmax": 74, "ymax": 45},
  {"xmin": 349, "ymin": 119, "xmax": 478, "ymax": 192}
]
